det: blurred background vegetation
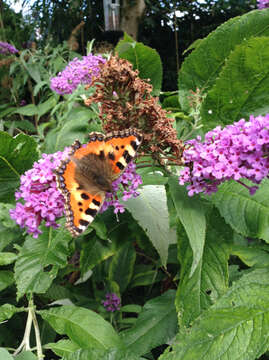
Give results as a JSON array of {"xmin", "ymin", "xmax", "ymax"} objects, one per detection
[{"xmin": 0, "ymin": 0, "xmax": 257, "ymax": 90}]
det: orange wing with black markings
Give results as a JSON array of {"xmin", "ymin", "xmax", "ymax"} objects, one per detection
[
  {"xmin": 104, "ymin": 129, "xmax": 143, "ymax": 174},
  {"xmin": 55, "ymin": 129, "xmax": 142, "ymax": 237}
]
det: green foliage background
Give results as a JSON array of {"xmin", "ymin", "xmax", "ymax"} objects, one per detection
[{"xmin": 1, "ymin": 2, "xmax": 269, "ymax": 360}]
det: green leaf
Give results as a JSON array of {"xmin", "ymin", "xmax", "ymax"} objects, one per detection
[
  {"xmin": 0, "ymin": 132, "xmax": 38, "ymax": 203},
  {"xmin": 15, "ymin": 351, "xmax": 38, "ymax": 360},
  {"xmin": 231, "ymin": 244, "xmax": 269, "ymax": 268},
  {"xmin": 159, "ymin": 267, "xmax": 269, "ymax": 360},
  {"xmin": 39, "ymin": 305, "xmax": 124, "ymax": 350},
  {"xmin": 4, "ymin": 119, "xmax": 36, "ymax": 132},
  {"xmin": 62, "ymin": 348, "xmax": 143, "ymax": 360},
  {"xmin": 124, "ymin": 185, "xmax": 176, "ymax": 267},
  {"xmin": 33, "ymin": 80, "xmax": 49, "ymax": 96},
  {"xmin": 0, "ymin": 203, "xmax": 22, "ymax": 251},
  {"xmin": 0, "ymin": 348, "xmax": 13, "ymax": 360},
  {"xmin": 0, "ymin": 106, "xmax": 17, "ymax": 118},
  {"xmin": 130, "ymin": 270, "xmax": 162, "ymax": 288},
  {"xmin": 116, "ymin": 33, "xmax": 163, "ymax": 96},
  {"xmin": 162, "ymin": 95, "xmax": 181, "ymax": 110},
  {"xmin": 90, "ymin": 217, "xmax": 108, "ymax": 240},
  {"xmin": 140, "ymin": 173, "xmax": 168, "ymax": 186},
  {"xmin": 43, "ymin": 107, "xmax": 93, "ymax": 153},
  {"xmin": 121, "ymin": 290, "xmax": 178, "ymax": 356},
  {"xmin": 108, "ymin": 242, "xmax": 136, "ymax": 292},
  {"xmin": 201, "ymin": 37, "xmax": 269, "ymax": 130},
  {"xmin": 25, "ymin": 62, "xmax": 41, "ymax": 83},
  {"xmin": 14, "ymin": 225, "xmax": 71, "ymax": 299},
  {"xmin": 45, "ymin": 339, "xmax": 80, "ymax": 357},
  {"xmin": 121, "ymin": 305, "xmax": 142, "ymax": 314},
  {"xmin": 80, "ymin": 236, "xmax": 114, "ymax": 273},
  {"xmin": 0, "ymin": 304, "xmax": 23, "ymax": 322},
  {"xmin": 178, "ymin": 9, "xmax": 269, "ymax": 111},
  {"xmin": 0, "ymin": 252, "xmax": 17, "ymax": 265},
  {"xmin": 168, "ymin": 177, "xmax": 206, "ymax": 276},
  {"xmin": 208, "ymin": 179, "xmax": 269, "ymax": 242},
  {"xmin": 14, "ymin": 104, "xmax": 38, "ymax": 116},
  {"xmin": 176, "ymin": 210, "xmax": 231, "ymax": 327},
  {"xmin": 0, "ymin": 271, "xmax": 14, "ymax": 291},
  {"xmin": 37, "ymin": 96, "xmax": 58, "ymax": 119}
]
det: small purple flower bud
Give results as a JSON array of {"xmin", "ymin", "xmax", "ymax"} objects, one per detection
[{"xmin": 102, "ymin": 293, "xmax": 121, "ymax": 312}]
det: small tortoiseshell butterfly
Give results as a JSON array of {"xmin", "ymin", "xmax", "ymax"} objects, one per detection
[{"xmin": 55, "ymin": 128, "xmax": 143, "ymax": 237}]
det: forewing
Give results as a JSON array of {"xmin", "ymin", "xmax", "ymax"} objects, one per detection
[{"xmin": 104, "ymin": 128, "xmax": 143, "ymax": 175}]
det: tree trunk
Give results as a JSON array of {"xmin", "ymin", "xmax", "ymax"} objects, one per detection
[{"xmin": 120, "ymin": 0, "xmax": 146, "ymax": 40}]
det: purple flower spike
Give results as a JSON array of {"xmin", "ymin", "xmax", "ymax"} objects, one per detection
[
  {"xmin": 179, "ymin": 114, "xmax": 269, "ymax": 196},
  {"xmin": 102, "ymin": 293, "xmax": 121, "ymax": 312},
  {"xmin": 50, "ymin": 54, "xmax": 106, "ymax": 95},
  {"xmin": 257, "ymin": 0, "xmax": 269, "ymax": 9},
  {"xmin": 10, "ymin": 149, "xmax": 70, "ymax": 238},
  {"xmin": 0, "ymin": 41, "xmax": 18, "ymax": 55}
]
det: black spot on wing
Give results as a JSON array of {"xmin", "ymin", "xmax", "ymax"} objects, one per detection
[
  {"xmin": 92, "ymin": 198, "xmax": 101, "ymax": 206},
  {"xmin": 108, "ymin": 152, "xmax": 115, "ymax": 161},
  {"xmin": 86, "ymin": 208, "xmax": 97, "ymax": 217},
  {"xmin": 81, "ymin": 193, "xmax": 89, "ymax": 200},
  {"xmin": 116, "ymin": 161, "xmax": 125, "ymax": 171},
  {"xmin": 123, "ymin": 150, "xmax": 132, "ymax": 163},
  {"xmin": 131, "ymin": 140, "xmax": 138, "ymax": 150},
  {"xmin": 79, "ymin": 219, "xmax": 89, "ymax": 227}
]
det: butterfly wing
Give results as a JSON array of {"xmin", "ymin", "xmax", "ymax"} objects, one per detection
[
  {"xmin": 55, "ymin": 135, "xmax": 106, "ymax": 237},
  {"xmin": 55, "ymin": 129, "xmax": 143, "ymax": 237},
  {"xmin": 104, "ymin": 128, "xmax": 143, "ymax": 175}
]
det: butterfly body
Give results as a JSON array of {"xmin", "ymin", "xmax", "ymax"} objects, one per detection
[{"xmin": 55, "ymin": 129, "xmax": 142, "ymax": 237}]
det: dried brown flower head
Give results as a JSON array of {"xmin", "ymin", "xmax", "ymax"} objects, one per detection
[{"xmin": 85, "ymin": 56, "xmax": 184, "ymax": 164}]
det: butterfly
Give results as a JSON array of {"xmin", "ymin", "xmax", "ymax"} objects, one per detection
[{"xmin": 55, "ymin": 128, "xmax": 143, "ymax": 237}]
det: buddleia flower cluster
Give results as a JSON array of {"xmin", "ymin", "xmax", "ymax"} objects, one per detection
[
  {"xmin": 9, "ymin": 151, "xmax": 69, "ymax": 238},
  {"xmin": 10, "ymin": 151, "xmax": 142, "ymax": 238},
  {"xmin": 0, "ymin": 41, "xmax": 18, "ymax": 55},
  {"xmin": 50, "ymin": 54, "xmax": 106, "ymax": 95},
  {"xmin": 179, "ymin": 114, "xmax": 269, "ymax": 196}
]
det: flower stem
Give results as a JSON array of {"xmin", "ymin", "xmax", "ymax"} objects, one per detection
[
  {"xmin": 30, "ymin": 302, "xmax": 43, "ymax": 359},
  {"xmin": 13, "ymin": 306, "xmax": 33, "ymax": 355},
  {"xmin": 13, "ymin": 298, "xmax": 44, "ymax": 359}
]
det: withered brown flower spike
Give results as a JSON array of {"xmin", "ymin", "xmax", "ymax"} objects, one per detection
[{"xmin": 85, "ymin": 56, "xmax": 184, "ymax": 165}]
